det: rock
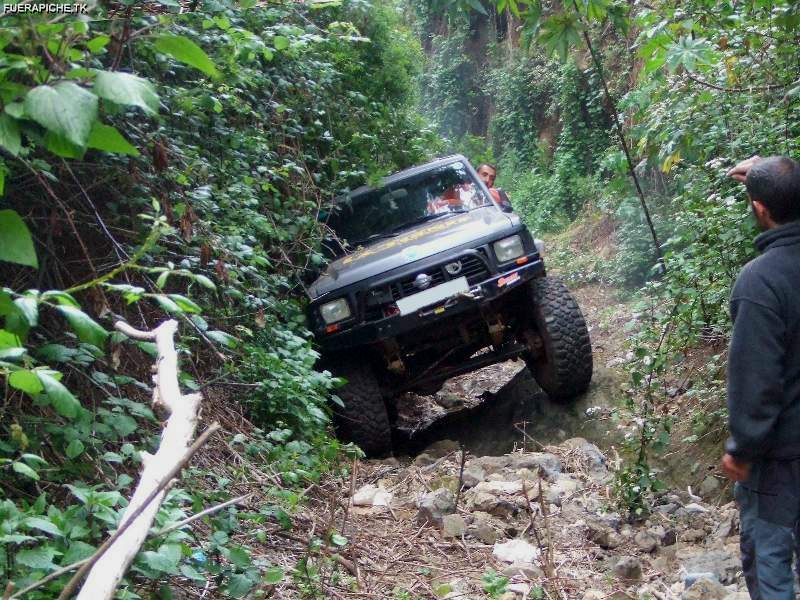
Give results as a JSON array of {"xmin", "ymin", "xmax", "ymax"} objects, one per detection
[
  {"xmin": 413, "ymin": 453, "xmax": 437, "ymax": 467},
  {"xmin": 468, "ymin": 491, "xmax": 517, "ymax": 518},
  {"xmin": 662, "ymin": 529, "xmax": 678, "ymax": 546},
  {"xmin": 722, "ymin": 594, "xmax": 750, "ymax": 600},
  {"xmin": 543, "ymin": 476, "xmax": 582, "ymax": 506},
  {"xmin": 468, "ymin": 517, "xmax": 497, "ymax": 544},
  {"xmin": 583, "ymin": 591, "xmax": 605, "ymax": 600},
  {"xmin": 442, "ymin": 514, "xmax": 467, "ymax": 538},
  {"xmin": 634, "ymin": 530, "xmax": 659, "ymax": 553},
  {"xmin": 493, "ymin": 539, "xmax": 540, "ymax": 563},
  {"xmin": 587, "ymin": 522, "xmax": 623, "ymax": 549},
  {"xmin": 501, "ymin": 561, "xmax": 543, "ymax": 579},
  {"xmin": 699, "ymin": 475, "xmax": 721, "ymax": 497},
  {"xmin": 507, "ymin": 452, "xmax": 562, "ymax": 479},
  {"xmin": 462, "ymin": 464, "xmax": 486, "ymax": 488},
  {"xmin": 712, "ymin": 514, "xmax": 737, "ymax": 540},
  {"xmin": 682, "ymin": 503, "xmax": 709, "ymax": 514},
  {"xmin": 684, "ymin": 572, "xmax": 718, "ymax": 587},
  {"xmin": 434, "ymin": 392, "xmax": 462, "ymax": 409},
  {"xmin": 473, "ymin": 480, "xmax": 524, "ymax": 496},
  {"xmin": 682, "ymin": 529, "xmax": 707, "ymax": 543},
  {"xmin": 470, "ymin": 456, "xmax": 511, "ymax": 474},
  {"xmin": 353, "ymin": 484, "xmax": 391, "ymax": 507},
  {"xmin": 681, "ymin": 551, "xmax": 740, "ymax": 584},
  {"xmin": 561, "ymin": 438, "xmax": 608, "ymax": 477},
  {"xmin": 506, "ymin": 583, "xmax": 531, "ymax": 596},
  {"xmin": 613, "ymin": 556, "xmax": 643, "ymax": 581},
  {"xmin": 654, "ymin": 503, "xmax": 679, "ymax": 515},
  {"xmin": 417, "ymin": 488, "xmax": 456, "ymax": 527},
  {"xmin": 681, "ymin": 578, "xmax": 727, "ymax": 600}
]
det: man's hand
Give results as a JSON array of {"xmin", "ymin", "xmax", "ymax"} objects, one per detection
[
  {"xmin": 726, "ymin": 155, "xmax": 762, "ymax": 182},
  {"xmin": 721, "ymin": 453, "xmax": 751, "ymax": 481}
]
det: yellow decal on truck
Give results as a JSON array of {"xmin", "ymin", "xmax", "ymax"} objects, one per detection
[{"xmin": 340, "ymin": 213, "xmax": 471, "ymax": 266}]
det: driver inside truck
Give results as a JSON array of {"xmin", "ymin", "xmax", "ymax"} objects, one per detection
[{"xmin": 427, "ymin": 184, "xmax": 463, "ymax": 214}]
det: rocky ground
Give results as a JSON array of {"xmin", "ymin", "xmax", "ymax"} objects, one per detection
[{"xmin": 329, "ymin": 437, "xmax": 745, "ymax": 600}]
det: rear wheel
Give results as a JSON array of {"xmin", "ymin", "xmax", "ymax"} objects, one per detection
[
  {"xmin": 327, "ymin": 358, "xmax": 393, "ymax": 457},
  {"xmin": 523, "ymin": 277, "xmax": 592, "ymax": 401}
]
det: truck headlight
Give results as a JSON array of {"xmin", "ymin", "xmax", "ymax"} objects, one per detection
[
  {"xmin": 319, "ymin": 298, "xmax": 351, "ymax": 324},
  {"xmin": 493, "ymin": 235, "xmax": 524, "ymax": 263}
]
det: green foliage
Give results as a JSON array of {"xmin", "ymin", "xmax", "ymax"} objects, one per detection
[
  {"xmin": 1, "ymin": 0, "xmax": 440, "ymax": 596},
  {"xmin": 481, "ymin": 568, "xmax": 509, "ymax": 598}
]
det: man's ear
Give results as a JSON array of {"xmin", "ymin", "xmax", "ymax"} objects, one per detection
[{"xmin": 751, "ymin": 198, "xmax": 776, "ymax": 228}]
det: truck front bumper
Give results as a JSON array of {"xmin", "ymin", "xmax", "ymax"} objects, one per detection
[{"xmin": 317, "ymin": 256, "xmax": 545, "ymax": 351}]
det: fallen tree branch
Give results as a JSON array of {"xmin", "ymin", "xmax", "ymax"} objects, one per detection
[
  {"xmin": 57, "ymin": 424, "xmax": 219, "ymax": 600},
  {"xmin": 54, "ymin": 320, "xmax": 208, "ymax": 600}
]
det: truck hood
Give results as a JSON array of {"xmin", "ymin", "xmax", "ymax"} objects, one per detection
[{"xmin": 309, "ymin": 207, "xmax": 514, "ymax": 299}]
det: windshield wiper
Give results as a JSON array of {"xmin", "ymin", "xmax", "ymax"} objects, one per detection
[{"xmin": 350, "ymin": 231, "xmax": 400, "ymax": 246}]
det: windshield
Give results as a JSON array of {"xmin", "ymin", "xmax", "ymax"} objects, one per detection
[{"xmin": 325, "ymin": 161, "xmax": 491, "ymax": 247}]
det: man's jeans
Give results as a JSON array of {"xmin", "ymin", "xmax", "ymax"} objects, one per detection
[{"xmin": 735, "ymin": 458, "xmax": 800, "ymax": 599}]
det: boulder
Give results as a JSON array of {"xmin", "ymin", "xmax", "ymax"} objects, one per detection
[
  {"xmin": 613, "ymin": 556, "xmax": 643, "ymax": 581},
  {"xmin": 501, "ymin": 561, "xmax": 543, "ymax": 579},
  {"xmin": 467, "ymin": 513, "xmax": 498, "ymax": 544},
  {"xmin": 468, "ymin": 490, "xmax": 517, "ymax": 518},
  {"xmin": 681, "ymin": 551, "xmax": 740, "ymax": 585},
  {"xmin": 543, "ymin": 476, "xmax": 582, "ymax": 506},
  {"xmin": 417, "ymin": 488, "xmax": 456, "ymax": 527},
  {"xmin": 462, "ymin": 464, "xmax": 487, "ymax": 488},
  {"xmin": 634, "ymin": 530, "xmax": 659, "ymax": 553},
  {"xmin": 507, "ymin": 452, "xmax": 562, "ymax": 479},
  {"xmin": 442, "ymin": 514, "xmax": 467, "ymax": 538},
  {"xmin": 493, "ymin": 539, "xmax": 540, "ymax": 564}
]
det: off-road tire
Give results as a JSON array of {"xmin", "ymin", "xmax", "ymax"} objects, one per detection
[
  {"xmin": 524, "ymin": 276, "xmax": 592, "ymax": 401},
  {"xmin": 329, "ymin": 359, "xmax": 393, "ymax": 457}
]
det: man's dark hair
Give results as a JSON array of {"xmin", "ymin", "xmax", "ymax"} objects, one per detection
[
  {"xmin": 477, "ymin": 163, "xmax": 497, "ymax": 173},
  {"xmin": 745, "ymin": 156, "xmax": 800, "ymax": 224}
]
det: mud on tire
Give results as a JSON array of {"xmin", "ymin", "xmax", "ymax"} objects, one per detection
[
  {"xmin": 524, "ymin": 276, "xmax": 593, "ymax": 401},
  {"xmin": 328, "ymin": 359, "xmax": 392, "ymax": 457}
]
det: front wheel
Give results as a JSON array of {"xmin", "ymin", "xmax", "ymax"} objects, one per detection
[
  {"xmin": 523, "ymin": 277, "xmax": 593, "ymax": 401},
  {"xmin": 327, "ymin": 358, "xmax": 393, "ymax": 457}
]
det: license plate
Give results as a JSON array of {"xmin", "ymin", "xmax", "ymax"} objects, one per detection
[{"xmin": 396, "ymin": 276, "xmax": 469, "ymax": 316}]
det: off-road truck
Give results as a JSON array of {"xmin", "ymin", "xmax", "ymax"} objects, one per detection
[{"xmin": 308, "ymin": 155, "xmax": 592, "ymax": 456}]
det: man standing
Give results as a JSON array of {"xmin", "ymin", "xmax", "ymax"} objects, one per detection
[
  {"xmin": 477, "ymin": 163, "xmax": 513, "ymax": 211},
  {"xmin": 722, "ymin": 155, "xmax": 800, "ymax": 598}
]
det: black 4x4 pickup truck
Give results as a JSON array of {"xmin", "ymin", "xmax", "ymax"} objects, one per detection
[{"xmin": 308, "ymin": 155, "xmax": 592, "ymax": 456}]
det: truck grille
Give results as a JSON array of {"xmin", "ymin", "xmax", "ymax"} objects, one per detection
[{"xmin": 362, "ymin": 253, "xmax": 491, "ymax": 322}]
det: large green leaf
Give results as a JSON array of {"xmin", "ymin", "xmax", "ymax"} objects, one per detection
[
  {"xmin": 24, "ymin": 82, "xmax": 98, "ymax": 147},
  {"xmin": 13, "ymin": 461, "xmax": 40, "ymax": 481},
  {"xmin": 56, "ymin": 305, "xmax": 108, "ymax": 348},
  {"xmin": 9, "ymin": 369, "xmax": 44, "ymax": 394},
  {"xmin": 38, "ymin": 371, "xmax": 80, "ymax": 418},
  {"xmin": 0, "ymin": 209, "xmax": 38, "ymax": 268},
  {"xmin": 0, "ymin": 113, "xmax": 21, "ymax": 156},
  {"xmin": 154, "ymin": 35, "xmax": 220, "ymax": 78},
  {"xmin": 87, "ymin": 123, "xmax": 140, "ymax": 156},
  {"xmin": 16, "ymin": 546, "xmax": 56, "ymax": 569},
  {"xmin": 538, "ymin": 13, "xmax": 583, "ymax": 61},
  {"xmin": 93, "ymin": 71, "xmax": 159, "ymax": 115}
]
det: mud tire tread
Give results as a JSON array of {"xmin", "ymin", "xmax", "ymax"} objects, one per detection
[
  {"xmin": 525, "ymin": 276, "xmax": 593, "ymax": 401},
  {"xmin": 329, "ymin": 359, "xmax": 392, "ymax": 457}
]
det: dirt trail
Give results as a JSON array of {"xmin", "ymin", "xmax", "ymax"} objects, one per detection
[{"xmin": 266, "ymin": 283, "xmax": 747, "ymax": 599}]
